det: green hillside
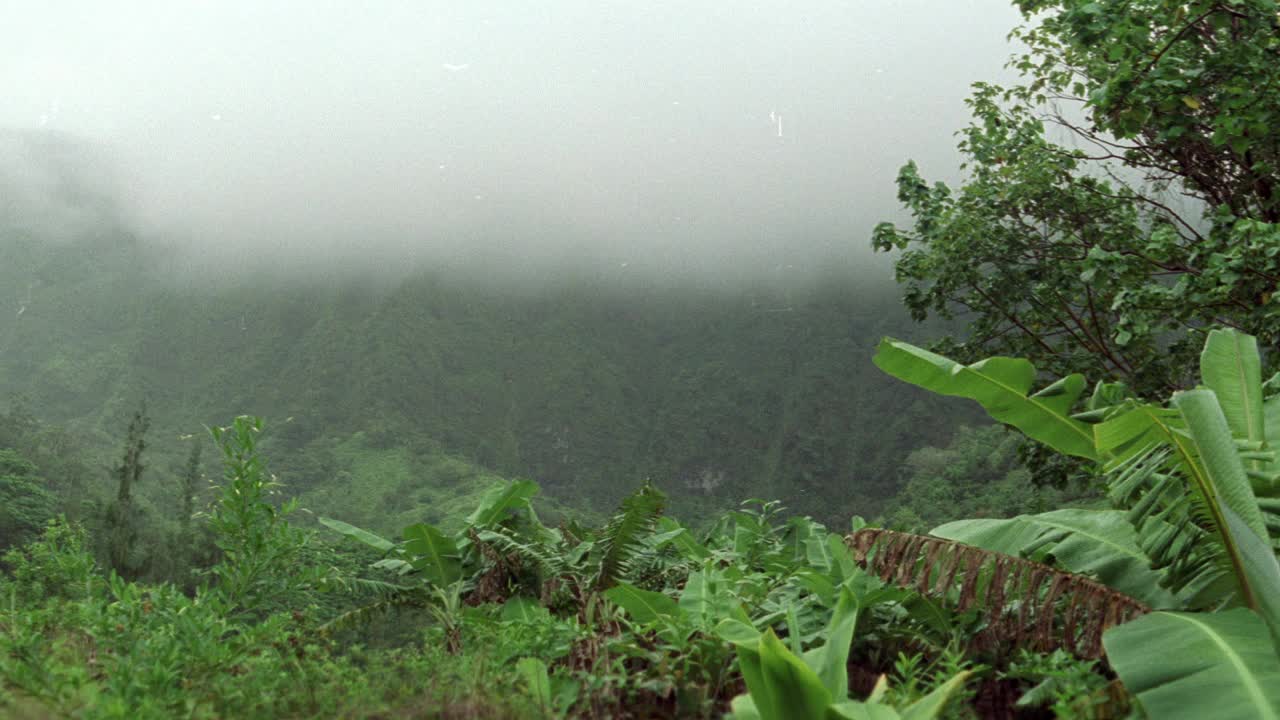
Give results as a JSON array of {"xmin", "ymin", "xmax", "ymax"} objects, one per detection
[{"xmin": 0, "ymin": 227, "xmax": 960, "ymax": 530}]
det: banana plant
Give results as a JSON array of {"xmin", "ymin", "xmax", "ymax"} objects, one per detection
[
  {"xmin": 321, "ymin": 480, "xmax": 678, "ymax": 638},
  {"xmin": 714, "ymin": 586, "xmax": 970, "ymax": 720},
  {"xmin": 875, "ymin": 329, "xmax": 1280, "ymax": 718},
  {"xmin": 317, "ymin": 480, "xmax": 553, "ymax": 635}
]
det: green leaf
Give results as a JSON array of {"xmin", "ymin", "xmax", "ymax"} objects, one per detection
[
  {"xmin": 654, "ymin": 517, "xmax": 712, "ymax": 560},
  {"xmin": 716, "ymin": 617, "xmax": 763, "ymax": 646},
  {"xmin": 1174, "ymin": 390, "xmax": 1269, "ymax": 559},
  {"xmin": 727, "ymin": 695, "xmax": 764, "ymax": 720},
  {"xmin": 318, "ymin": 517, "xmax": 395, "ymax": 552},
  {"xmin": 873, "ymin": 338, "xmax": 1097, "ymax": 459},
  {"xmin": 402, "ymin": 522, "xmax": 461, "ymax": 586},
  {"xmin": 465, "ymin": 480, "xmax": 540, "ymax": 528},
  {"xmin": 679, "ymin": 569, "xmax": 734, "ymax": 630},
  {"xmin": 792, "ymin": 570, "xmax": 837, "ymax": 603},
  {"xmin": 1224, "ymin": 506, "xmax": 1280, "ymax": 645},
  {"xmin": 805, "ymin": 533, "xmax": 835, "ymax": 570},
  {"xmin": 932, "ymin": 509, "xmax": 1176, "ymax": 608},
  {"xmin": 757, "ymin": 629, "xmax": 832, "ymax": 720},
  {"xmin": 1105, "ymin": 388, "xmax": 1276, "ymax": 612},
  {"xmin": 827, "ymin": 702, "xmax": 901, "ymax": 720},
  {"xmin": 828, "ymin": 533, "xmax": 856, "ymax": 581},
  {"xmin": 500, "ymin": 596, "xmax": 548, "ymax": 623},
  {"xmin": 1266, "ymin": 390, "xmax": 1280, "ymax": 482},
  {"xmin": 604, "ymin": 581, "xmax": 682, "ymax": 624},
  {"xmin": 900, "ymin": 672, "xmax": 972, "ymax": 720},
  {"xmin": 805, "ymin": 586, "xmax": 860, "ymax": 698},
  {"xmin": 550, "ymin": 675, "xmax": 579, "ymax": 715},
  {"xmin": 595, "ymin": 483, "xmax": 666, "ymax": 589},
  {"xmin": 1104, "ymin": 609, "xmax": 1280, "ymax": 720},
  {"xmin": 516, "ymin": 657, "xmax": 553, "ymax": 711},
  {"xmin": 1201, "ymin": 330, "xmax": 1266, "ymax": 461}
]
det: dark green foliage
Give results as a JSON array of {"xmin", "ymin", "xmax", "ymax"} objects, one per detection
[
  {"xmin": 11, "ymin": 1, "xmax": 1272, "ymax": 714},
  {"xmin": 879, "ymin": 426, "xmax": 1075, "ymax": 532},
  {"xmin": 0, "ymin": 449, "xmax": 57, "ymax": 551},
  {"xmin": 1002, "ymin": 650, "xmax": 1117, "ymax": 718},
  {"xmin": 177, "ymin": 440, "xmax": 201, "ymax": 540},
  {"xmin": 0, "ymin": 517, "xmax": 96, "ymax": 605},
  {"xmin": 104, "ymin": 403, "xmax": 150, "ymax": 579},
  {"xmin": 0, "ymin": 402, "xmax": 90, "ymax": 518},
  {"xmin": 158, "ymin": 440, "xmax": 209, "ymax": 588}
]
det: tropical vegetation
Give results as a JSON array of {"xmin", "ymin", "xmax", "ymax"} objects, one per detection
[{"xmin": 5, "ymin": 0, "xmax": 1280, "ymax": 717}]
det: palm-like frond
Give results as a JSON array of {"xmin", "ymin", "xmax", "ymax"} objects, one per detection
[
  {"xmin": 472, "ymin": 527, "xmax": 565, "ymax": 580},
  {"xmin": 1098, "ymin": 388, "xmax": 1278, "ymax": 611},
  {"xmin": 594, "ymin": 483, "xmax": 666, "ymax": 590},
  {"xmin": 848, "ymin": 528, "xmax": 1148, "ymax": 659},
  {"xmin": 1107, "ymin": 438, "xmax": 1233, "ymax": 606}
]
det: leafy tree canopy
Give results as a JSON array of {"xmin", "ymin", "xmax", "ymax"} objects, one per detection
[
  {"xmin": 0, "ymin": 448, "xmax": 56, "ymax": 550},
  {"xmin": 874, "ymin": 0, "xmax": 1280, "ymax": 395}
]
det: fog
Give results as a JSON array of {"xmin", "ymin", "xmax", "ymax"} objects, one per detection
[{"xmin": 2, "ymin": 1, "xmax": 1021, "ymax": 281}]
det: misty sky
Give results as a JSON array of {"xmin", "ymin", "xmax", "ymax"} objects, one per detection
[{"xmin": 2, "ymin": 1, "xmax": 1022, "ymax": 279}]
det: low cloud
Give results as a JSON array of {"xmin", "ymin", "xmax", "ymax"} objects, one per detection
[{"xmin": 1, "ymin": 0, "xmax": 1022, "ymax": 284}]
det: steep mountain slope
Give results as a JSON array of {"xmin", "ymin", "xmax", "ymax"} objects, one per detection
[{"xmin": 0, "ymin": 133, "xmax": 964, "ymax": 526}]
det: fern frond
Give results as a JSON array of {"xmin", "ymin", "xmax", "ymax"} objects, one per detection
[
  {"xmin": 594, "ymin": 483, "xmax": 666, "ymax": 590},
  {"xmin": 848, "ymin": 528, "xmax": 1148, "ymax": 660}
]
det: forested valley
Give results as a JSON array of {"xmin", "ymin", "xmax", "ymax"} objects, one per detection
[
  {"xmin": 4, "ymin": 0, "xmax": 1280, "ymax": 718},
  {"xmin": 0, "ymin": 227, "xmax": 972, "ymax": 535}
]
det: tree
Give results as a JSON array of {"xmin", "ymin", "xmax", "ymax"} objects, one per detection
[
  {"xmin": 0, "ymin": 449, "xmax": 57, "ymax": 550},
  {"xmin": 878, "ymin": 425, "xmax": 1060, "ymax": 531},
  {"xmin": 873, "ymin": 0, "xmax": 1280, "ymax": 397},
  {"xmin": 104, "ymin": 403, "xmax": 150, "ymax": 578},
  {"xmin": 178, "ymin": 441, "xmax": 202, "ymax": 542}
]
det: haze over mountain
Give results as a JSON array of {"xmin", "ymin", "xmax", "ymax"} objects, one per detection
[{"xmin": 2, "ymin": 1, "xmax": 1020, "ymax": 281}]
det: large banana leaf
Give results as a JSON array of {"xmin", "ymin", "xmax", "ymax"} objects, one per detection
[
  {"xmin": 1103, "ymin": 608, "xmax": 1280, "ymax": 720},
  {"xmin": 932, "ymin": 509, "xmax": 1176, "ymax": 608},
  {"xmin": 653, "ymin": 517, "xmax": 712, "ymax": 560},
  {"xmin": 1266, "ymin": 390, "xmax": 1280, "ymax": 494},
  {"xmin": 1169, "ymin": 390, "xmax": 1270, "ymax": 612},
  {"xmin": 402, "ymin": 522, "xmax": 462, "ymax": 586},
  {"xmin": 721, "ymin": 601, "xmax": 967, "ymax": 720},
  {"xmin": 1224, "ymin": 506, "xmax": 1280, "ymax": 644},
  {"xmin": 1201, "ymin": 329, "xmax": 1265, "ymax": 454},
  {"xmin": 318, "ymin": 517, "xmax": 396, "ymax": 552},
  {"xmin": 735, "ymin": 629, "xmax": 832, "ymax": 720},
  {"xmin": 872, "ymin": 338, "xmax": 1096, "ymax": 459},
  {"xmin": 1175, "ymin": 390, "xmax": 1269, "ymax": 540},
  {"xmin": 804, "ymin": 587, "xmax": 860, "ymax": 699},
  {"xmin": 465, "ymin": 479, "xmax": 540, "ymax": 528},
  {"xmin": 605, "ymin": 581, "xmax": 682, "ymax": 624}
]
